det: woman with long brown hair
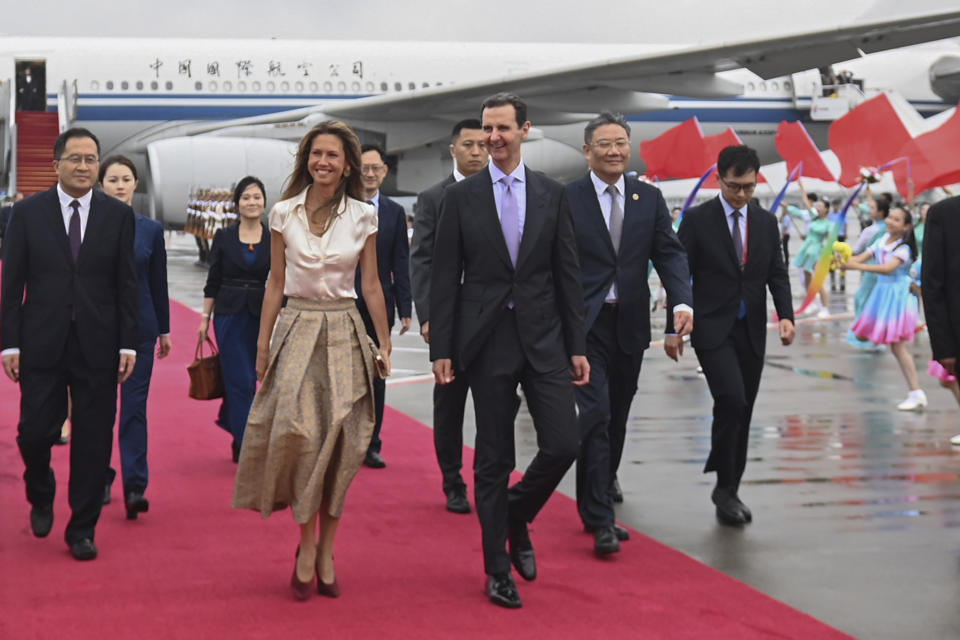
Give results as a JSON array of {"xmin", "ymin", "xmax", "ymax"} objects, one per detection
[{"xmin": 232, "ymin": 121, "xmax": 391, "ymax": 600}]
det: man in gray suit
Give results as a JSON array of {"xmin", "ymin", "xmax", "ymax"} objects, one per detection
[{"xmin": 410, "ymin": 118, "xmax": 488, "ymax": 514}]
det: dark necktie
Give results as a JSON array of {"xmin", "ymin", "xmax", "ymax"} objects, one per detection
[
  {"xmin": 731, "ymin": 209, "xmax": 744, "ymax": 266},
  {"xmin": 606, "ymin": 184, "xmax": 623, "ymax": 252},
  {"xmin": 69, "ymin": 200, "xmax": 81, "ymax": 263},
  {"xmin": 500, "ymin": 175, "xmax": 520, "ymax": 266}
]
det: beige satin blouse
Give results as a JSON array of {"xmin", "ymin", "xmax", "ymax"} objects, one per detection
[{"xmin": 268, "ymin": 187, "xmax": 378, "ymax": 301}]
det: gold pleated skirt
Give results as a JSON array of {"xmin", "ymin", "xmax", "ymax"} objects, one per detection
[{"xmin": 232, "ymin": 297, "xmax": 375, "ymax": 522}]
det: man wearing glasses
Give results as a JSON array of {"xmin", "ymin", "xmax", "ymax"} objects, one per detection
[
  {"xmin": 673, "ymin": 145, "xmax": 794, "ymax": 526},
  {"xmin": 1, "ymin": 128, "xmax": 138, "ymax": 560},
  {"xmin": 355, "ymin": 143, "xmax": 412, "ymax": 468},
  {"xmin": 565, "ymin": 112, "xmax": 692, "ymax": 555}
]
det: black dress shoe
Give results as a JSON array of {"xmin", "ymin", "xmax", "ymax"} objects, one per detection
[
  {"xmin": 611, "ymin": 477, "xmax": 624, "ymax": 503},
  {"xmin": 69, "ymin": 538, "xmax": 98, "ymax": 561},
  {"xmin": 486, "ymin": 573, "xmax": 522, "ymax": 608},
  {"xmin": 231, "ymin": 440, "xmax": 241, "ymax": 463},
  {"xmin": 363, "ymin": 450, "xmax": 386, "ymax": 469},
  {"xmin": 125, "ymin": 492, "xmax": 150, "ymax": 520},
  {"xmin": 103, "ymin": 483, "xmax": 112, "ymax": 506},
  {"xmin": 712, "ymin": 486, "xmax": 748, "ymax": 526},
  {"xmin": 507, "ymin": 520, "xmax": 536, "ymax": 581},
  {"xmin": 594, "ymin": 526, "xmax": 621, "ymax": 556},
  {"xmin": 612, "ymin": 523, "xmax": 630, "ymax": 541},
  {"xmin": 445, "ymin": 486, "xmax": 471, "ymax": 514},
  {"xmin": 30, "ymin": 504, "xmax": 53, "ymax": 538}
]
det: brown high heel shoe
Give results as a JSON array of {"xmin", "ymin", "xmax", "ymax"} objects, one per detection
[
  {"xmin": 291, "ymin": 545, "xmax": 315, "ymax": 601},
  {"xmin": 315, "ymin": 556, "xmax": 340, "ymax": 598}
]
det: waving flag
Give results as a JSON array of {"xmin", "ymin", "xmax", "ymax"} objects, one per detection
[
  {"xmin": 896, "ymin": 106, "xmax": 960, "ymax": 194},
  {"xmin": 829, "ymin": 94, "xmax": 912, "ymax": 188},
  {"xmin": 775, "ymin": 121, "xmax": 836, "ymax": 182},
  {"xmin": 639, "ymin": 118, "xmax": 706, "ymax": 180}
]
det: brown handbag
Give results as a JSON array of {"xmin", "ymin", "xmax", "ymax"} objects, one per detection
[{"xmin": 187, "ymin": 337, "xmax": 225, "ymax": 400}]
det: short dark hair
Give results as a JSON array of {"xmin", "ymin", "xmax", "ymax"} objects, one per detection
[
  {"xmin": 876, "ymin": 198, "xmax": 890, "ymax": 218},
  {"xmin": 716, "ymin": 145, "xmax": 760, "ymax": 177},
  {"xmin": 54, "ymin": 127, "xmax": 100, "ymax": 160},
  {"xmin": 831, "ymin": 198, "xmax": 843, "ymax": 208},
  {"xmin": 481, "ymin": 92, "xmax": 527, "ymax": 127},
  {"xmin": 98, "ymin": 154, "xmax": 138, "ymax": 183},
  {"xmin": 451, "ymin": 118, "xmax": 482, "ymax": 142},
  {"xmin": 807, "ymin": 192, "xmax": 819, "ymax": 202},
  {"xmin": 233, "ymin": 175, "xmax": 266, "ymax": 210},
  {"xmin": 583, "ymin": 111, "xmax": 631, "ymax": 145},
  {"xmin": 360, "ymin": 143, "xmax": 386, "ymax": 162}
]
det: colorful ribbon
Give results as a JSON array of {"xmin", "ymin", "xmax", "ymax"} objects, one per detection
[{"xmin": 681, "ymin": 164, "xmax": 716, "ymax": 216}]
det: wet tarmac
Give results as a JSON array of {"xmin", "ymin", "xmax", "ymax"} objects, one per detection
[{"xmin": 167, "ymin": 231, "xmax": 960, "ymax": 640}]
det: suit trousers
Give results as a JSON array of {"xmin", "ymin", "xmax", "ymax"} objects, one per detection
[
  {"xmin": 575, "ymin": 305, "xmax": 644, "ymax": 528},
  {"xmin": 359, "ymin": 305, "xmax": 388, "ymax": 455},
  {"xmin": 17, "ymin": 322, "xmax": 118, "ymax": 544},
  {"xmin": 695, "ymin": 318, "xmax": 764, "ymax": 490},
  {"xmin": 468, "ymin": 309, "xmax": 580, "ymax": 576},
  {"xmin": 433, "ymin": 374, "xmax": 470, "ymax": 493},
  {"xmin": 106, "ymin": 338, "xmax": 155, "ymax": 495}
]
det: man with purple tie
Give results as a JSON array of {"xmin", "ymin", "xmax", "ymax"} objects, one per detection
[
  {"xmin": 1, "ymin": 128, "xmax": 138, "ymax": 561},
  {"xmin": 430, "ymin": 93, "xmax": 589, "ymax": 609}
]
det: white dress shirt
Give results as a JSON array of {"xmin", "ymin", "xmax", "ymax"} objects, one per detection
[
  {"xmin": 453, "ymin": 166, "xmax": 467, "ymax": 182},
  {"xmin": 368, "ymin": 190, "xmax": 380, "ymax": 214}
]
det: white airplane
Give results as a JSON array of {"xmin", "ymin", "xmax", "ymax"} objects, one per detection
[{"xmin": 1, "ymin": 4, "xmax": 959, "ymax": 226}]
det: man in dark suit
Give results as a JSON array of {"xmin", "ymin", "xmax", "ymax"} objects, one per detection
[
  {"xmin": 411, "ymin": 118, "xmax": 488, "ymax": 514},
  {"xmin": 674, "ymin": 145, "xmax": 794, "ymax": 526},
  {"xmin": 356, "ymin": 143, "xmax": 412, "ymax": 469},
  {"xmin": 431, "ymin": 93, "xmax": 589, "ymax": 609},
  {"xmin": 566, "ymin": 112, "xmax": 693, "ymax": 555},
  {"xmin": 1, "ymin": 128, "xmax": 138, "ymax": 560},
  {"xmin": 0, "ymin": 192, "xmax": 25, "ymax": 257},
  {"xmin": 922, "ymin": 196, "xmax": 960, "ymax": 442}
]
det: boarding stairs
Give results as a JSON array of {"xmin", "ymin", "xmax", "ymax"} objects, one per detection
[{"xmin": 15, "ymin": 111, "xmax": 59, "ymax": 195}]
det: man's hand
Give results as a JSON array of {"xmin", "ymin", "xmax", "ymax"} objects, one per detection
[
  {"xmin": 118, "ymin": 353, "xmax": 137, "ymax": 384},
  {"xmin": 570, "ymin": 355, "xmax": 590, "ymax": 386},
  {"xmin": 938, "ymin": 357, "xmax": 957, "ymax": 377},
  {"xmin": 664, "ymin": 335, "xmax": 684, "ymax": 361},
  {"xmin": 157, "ymin": 336, "xmax": 172, "ymax": 359},
  {"xmin": 673, "ymin": 310, "xmax": 693, "ymax": 337},
  {"xmin": 399, "ymin": 317, "xmax": 411, "ymax": 335},
  {"xmin": 420, "ymin": 321, "xmax": 430, "ymax": 344},
  {"xmin": 433, "ymin": 358, "xmax": 455, "ymax": 385},
  {"xmin": 779, "ymin": 319, "xmax": 796, "ymax": 346},
  {"xmin": 2, "ymin": 353, "xmax": 20, "ymax": 382}
]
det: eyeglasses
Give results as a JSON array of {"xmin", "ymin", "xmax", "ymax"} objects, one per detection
[
  {"xmin": 590, "ymin": 139, "xmax": 630, "ymax": 151},
  {"xmin": 719, "ymin": 177, "xmax": 756, "ymax": 194},
  {"xmin": 59, "ymin": 154, "xmax": 100, "ymax": 166},
  {"xmin": 361, "ymin": 164, "xmax": 385, "ymax": 175}
]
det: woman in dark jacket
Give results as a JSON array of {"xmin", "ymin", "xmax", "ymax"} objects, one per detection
[{"xmin": 199, "ymin": 176, "xmax": 270, "ymax": 461}]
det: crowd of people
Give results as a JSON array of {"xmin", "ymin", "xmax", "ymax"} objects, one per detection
[{"xmin": 0, "ymin": 92, "xmax": 957, "ymax": 610}]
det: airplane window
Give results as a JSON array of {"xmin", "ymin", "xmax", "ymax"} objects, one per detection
[
  {"xmin": 106, "ymin": 81, "xmax": 114, "ymax": 90},
  {"xmin": 337, "ymin": 81, "xmax": 346, "ymax": 92},
  {"xmin": 281, "ymin": 81, "xmax": 290, "ymax": 92},
  {"xmin": 309, "ymin": 81, "xmax": 318, "ymax": 92},
  {"xmin": 238, "ymin": 81, "xmax": 247, "ymax": 92},
  {"xmin": 165, "ymin": 81, "xmax": 173, "ymax": 91},
  {"xmin": 224, "ymin": 81, "xmax": 233, "ymax": 92},
  {"xmin": 437, "ymin": 81, "xmax": 443, "ymax": 86},
  {"xmin": 136, "ymin": 81, "xmax": 143, "ymax": 90},
  {"xmin": 784, "ymin": 80, "xmax": 792, "ymax": 91},
  {"xmin": 408, "ymin": 82, "xmax": 415, "ymax": 90},
  {"xmin": 366, "ymin": 82, "xmax": 374, "ymax": 92},
  {"xmin": 351, "ymin": 81, "xmax": 360, "ymax": 92},
  {"xmin": 394, "ymin": 82, "xmax": 401, "ymax": 91},
  {"xmin": 323, "ymin": 81, "xmax": 332, "ymax": 92},
  {"xmin": 759, "ymin": 81, "xmax": 767, "ymax": 91},
  {"xmin": 209, "ymin": 81, "xmax": 218, "ymax": 91},
  {"xmin": 267, "ymin": 81, "xmax": 276, "ymax": 92},
  {"xmin": 380, "ymin": 82, "xmax": 388, "ymax": 91},
  {"xmin": 121, "ymin": 81, "xmax": 129, "ymax": 90},
  {"xmin": 195, "ymin": 81, "xmax": 202, "ymax": 91},
  {"xmin": 295, "ymin": 81, "xmax": 304, "ymax": 92},
  {"xmin": 151, "ymin": 81, "xmax": 158, "ymax": 90},
  {"xmin": 422, "ymin": 82, "xmax": 429, "ymax": 88},
  {"xmin": 90, "ymin": 80, "xmax": 99, "ymax": 91},
  {"xmin": 253, "ymin": 81, "xmax": 262, "ymax": 91},
  {"xmin": 771, "ymin": 81, "xmax": 780, "ymax": 91},
  {"xmin": 747, "ymin": 82, "xmax": 755, "ymax": 91}
]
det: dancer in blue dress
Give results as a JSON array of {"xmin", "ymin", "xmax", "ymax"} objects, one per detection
[{"xmin": 783, "ymin": 185, "xmax": 830, "ymax": 317}]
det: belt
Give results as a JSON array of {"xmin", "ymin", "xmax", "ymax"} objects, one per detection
[{"xmin": 221, "ymin": 279, "xmax": 263, "ymax": 289}]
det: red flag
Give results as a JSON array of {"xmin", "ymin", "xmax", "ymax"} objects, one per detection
[
  {"xmin": 702, "ymin": 128, "xmax": 767, "ymax": 188},
  {"xmin": 775, "ymin": 121, "xmax": 836, "ymax": 182},
  {"xmin": 828, "ymin": 94, "xmax": 912, "ymax": 188},
  {"xmin": 639, "ymin": 118, "xmax": 706, "ymax": 180},
  {"xmin": 896, "ymin": 106, "xmax": 960, "ymax": 195}
]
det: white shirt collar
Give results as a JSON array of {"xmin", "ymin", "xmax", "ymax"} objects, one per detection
[
  {"xmin": 57, "ymin": 183, "xmax": 93, "ymax": 210},
  {"xmin": 589, "ymin": 171, "xmax": 625, "ymax": 199},
  {"xmin": 453, "ymin": 166, "xmax": 467, "ymax": 182},
  {"xmin": 489, "ymin": 159, "xmax": 525, "ymax": 185}
]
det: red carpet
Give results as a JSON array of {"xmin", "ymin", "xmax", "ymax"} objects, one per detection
[{"xmin": 0, "ymin": 301, "xmax": 853, "ymax": 639}]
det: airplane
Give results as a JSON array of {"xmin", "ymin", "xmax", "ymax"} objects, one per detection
[{"xmin": 1, "ymin": 4, "xmax": 960, "ymax": 226}]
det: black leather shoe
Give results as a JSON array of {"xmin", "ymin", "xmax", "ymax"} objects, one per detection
[
  {"xmin": 363, "ymin": 450, "xmax": 386, "ymax": 469},
  {"xmin": 612, "ymin": 523, "xmax": 630, "ymax": 541},
  {"xmin": 712, "ymin": 486, "xmax": 748, "ymax": 526},
  {"xmin": 594, "ymin": 526, "xmax": 621, "ymax": 556},
  {"xmin": 30, "ymin": 504, "xmax": 53, "ymax": 538},
  {"xmin": 125, "ymin": 492, "xmax": 149, "ymax": 520},
  {"xmin": 611, "ymin": 477, "xmax": 624, "ymax": 503},
  {"xmin": 445, "ymin": 486, "xmax": 471, "ymax": 514},
  {"xmin": 507, "ymin": 520, "xmax": 536, "ymax": 581},
  {"xmin": 231, "ymin": 441, "xmax": 241, "ymax": 463},
  {"xmin": 486, "ymin": 573, "xmax": 522, "ymax": 608},
  {"xmin": 69, "ymin": 538, "xmax": 98, "ymax": 561},
  {"xmin": 103, "ymin": 483, "xmax": 112, "ymax": 506}
]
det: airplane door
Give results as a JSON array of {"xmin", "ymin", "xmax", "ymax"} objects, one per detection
[{"xmin": 15, "ymin": 59, "xmax": 46, "ymax": 112}]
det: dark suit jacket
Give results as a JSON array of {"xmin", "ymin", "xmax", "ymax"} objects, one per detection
[
  {"xmin": 410, "ymin": 174, "xmax": 456, "ymax": 324},
  {"xmin": 567, "ymin": 173, "xmax": 692, "ymax": 354},
  {"xmin": 922, "ymin": 196, "xmax": 960, "ymax": 361},
  {"xmin": 429, "ymin": 167, "xmax": 586, "ymax": 372},
  {"xmin": 356, "ymin": 193, "xmax": 412, "ymax": 329},
  {"xmin": 133, "ymin": 214, "xmax": 170, "ymax": 343},
  {"xmin": 1, "ymin": 187, "xmax": 138, "ymax": 369},
  {"xmin": 675, "ymin": 196, "xmax": 793, "ymax": 356},
  {"xmin": 203, "ymin": 223, "xmax": 270, "ymax": 317}
]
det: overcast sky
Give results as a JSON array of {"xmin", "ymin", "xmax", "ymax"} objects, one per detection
[{"xmin": 1, "ymin": 0, "xmax": 955, "ymax": 43}]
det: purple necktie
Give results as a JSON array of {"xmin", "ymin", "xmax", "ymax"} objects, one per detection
[
  {"xmin": 731, "ymin": 209, "xmax": 744, "ymax": 266},
  {"xmin": 69, "ymin": 200, "xmax": 81, "ymax": 263},
  {"xmin": 500, "ymin": 176, "xmax": 520, "ymax": 266}
]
